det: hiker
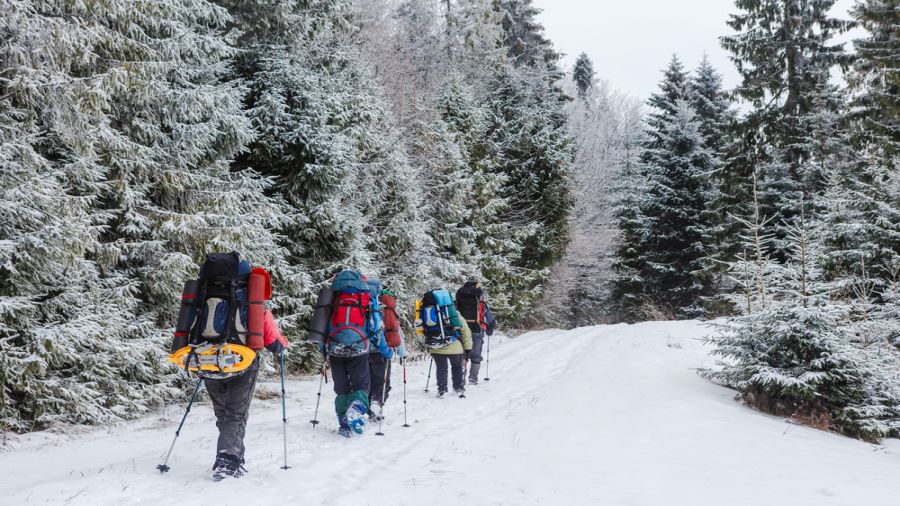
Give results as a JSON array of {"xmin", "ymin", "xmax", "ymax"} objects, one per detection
[
  {"xmin": 368, "ymin": 285, "xmax": 409, "ymax": 421},
  {"xmin": 321, "ymin": 269, "xmax": 386, "ymax": 437},
  {"xmin": 417, "ymin": 288, "xmax": 472, "ymax": 398},
  {"xmin": 455, "ymin": 280, "xmax": 496, "ymax": 385},
  {"xmin": 171, "ymin": 252, "xmax": 288, "ymax": 480}
]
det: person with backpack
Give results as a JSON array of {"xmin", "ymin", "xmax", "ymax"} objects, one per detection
[
  {"xmin": 455, "ymin": 280, "xmax": 496, "ymax": 385},
  {"xmin": 368, "ymin": 285, "xmax": 408, "ymax": 421},
  {"xmin": 170, "ymin": 252, "xmax": 288, "ymax": 480},
  {"xmin": 316, "ymin": 269, "xmax": 386, "ymax": 437},
  {"xmin": 417, "ymin": 288, "xmax": 472, "ymax": 398}
]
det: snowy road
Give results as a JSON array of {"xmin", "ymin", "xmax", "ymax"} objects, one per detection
[{"xmin": 2, "ymin": 321, "xmax": 900, "ymax": 505}]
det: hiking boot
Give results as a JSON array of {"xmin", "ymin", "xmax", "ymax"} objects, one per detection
[
  {"xmin": 455, "ymin": 387, "xmax": 466, "ymax": 398},
  {"xmin": 437, "ymin": 388, "xmax": 447, "ymax": 399},
  {"xmin": 211, "ymin": 452, "xmax": 245, "ymax": 481},
  {"xmin": 346, "ymin": 400, "xmax": 367, "ymax": 435},
  {"xmin": 338, "ymin": 415, "xmax": 351, "ymax": 438},
  {"xmin": 468, "ymin": 377, "xmax": 478, "ymax": 386},
  {"xmin": 368, "ymin": 401, "xmax": 384, "ymax": 422}
]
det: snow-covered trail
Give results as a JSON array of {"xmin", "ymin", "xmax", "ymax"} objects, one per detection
[{"xmin": 2, "ymin": 321, "xmax": 900, "ymax": 505}]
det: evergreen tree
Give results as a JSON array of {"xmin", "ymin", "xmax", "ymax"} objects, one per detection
[
  {"xmin": 0, "ymin": 0, "xmax": 277, "ymax": 428},
  {"xmin": 482, "ymin": 61, "xmax": 574, "ymax": 319},
  {"xmin": 612, "ymin": 57, "xmax": 717, "ymax": 319},
  {"xmin": 494, "ymin": 0, "xmax": 559, "ymax": 67},
  {"xmin": 721, "ymin": 0, "xmax": 852, "ymax": 242},
  {"xmin": 408, "ymin": 74, "xmax": 480, "ymax": 286},
  {"xmin": 848, "ymin": 0, "xmax": 900, "ymax": 161},
  {"xmin": 688, "ymin": 56, "xmax": 732, "ymax": 287},
  {"xmin": 573, "ymin": 52, "xmax": 596, "ymax": 100},
  {"xmin": 219, "ymin": 0, "xmax": 425, "ymax": 362},
  {"xmin": 706, "ymin": 200, "xmax": 900, "ymax": 440}
]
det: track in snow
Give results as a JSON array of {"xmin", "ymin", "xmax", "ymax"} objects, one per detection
[{"xmin": 1, "ymin": 321, "xmax": 899, "ymax": 505}]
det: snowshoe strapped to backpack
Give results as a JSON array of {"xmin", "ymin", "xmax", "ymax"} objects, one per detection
[
  {"xmin": 327, "ymin": 270, "xmax": 372, "ymax": 357},
  {"xmin": 170, "ymin": 252, "xmax": 259, "ymax": 379},
  {"xmin": 419, "ymin": 289, "xmax": 459, "ymax": 349}
]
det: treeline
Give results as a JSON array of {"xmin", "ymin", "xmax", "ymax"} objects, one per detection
[
  {"xmin": 0, "ymin": 0, "xmax": 572, "ymax": 431},
  {"xmin": 610, "ymin": 0, "xmax": 900, "ymax": 440}
]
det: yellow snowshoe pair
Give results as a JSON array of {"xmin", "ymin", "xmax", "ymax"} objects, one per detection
[{"xmin": 168, "ymin": 343, "xmax": 256, "ymax": 379}]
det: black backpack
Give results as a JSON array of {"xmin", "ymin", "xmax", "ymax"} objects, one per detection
[
  {"xmin": 456, "ymin": 281, "xmax": 485, "ymax": 334},
  {"xmin": 189, "ymin": 252, "xmax": 251, "ymax": 346}
]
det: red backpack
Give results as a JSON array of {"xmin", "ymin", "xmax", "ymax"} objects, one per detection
[
  {"xmin": 327, "ymin": 270, "xmax": 372, "ymax": 355},
  {"xmin": 380, "ymin": 293, "xmax": 401, "ymax": 348}
]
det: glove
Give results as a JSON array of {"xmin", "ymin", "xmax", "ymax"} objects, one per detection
[
  {"xmin": 464, "ymin": 349, "xmax": 471, "ymax": 361},
  {"xmin": 380, "ymin": 346, "xmax": 393, "ymax": 360},
  {"xmin": 266, "ymin": 340, "xmax": 287, "ymax": 355}
]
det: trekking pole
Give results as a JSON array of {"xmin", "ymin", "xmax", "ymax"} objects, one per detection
[
  {"xmin": 424, "ymin": 355, "xmax": 434, "ymax": 392},
  {"xmin": 157, "ymin": 378, "xmax": 204, "ymax": 473},
  {"xmin": 310, "ymin": 354, "xmax": 327, "ymax": 428},
  {"xmin": 401, "ymin": 357, "xmax": 410, "ymax": 428},
  {"xmin": 484, "ymin": 333, "xmax": 491, "ymax": 382},
  {"xmin": 279, "ymin": 352, "xmax": 290, "ymax": 470},
  {"xmin": 375, "ymin": 354, "xmax": 391, "ymax": 436}
]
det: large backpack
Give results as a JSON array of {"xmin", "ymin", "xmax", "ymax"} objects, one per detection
[
  {"xmin": 190, "ymin": 252, "xmax": 252, "ymax": 347},
  {"xmin": 456, "ymin": 281, "xmax": 495, "ymax": 335},
  {"xmin": 420, "ymin": 289, "xmax": 459, "ymax": 349},
  {"xmin": 327, "ymin": 270, "xmax": 372, "ymax": 357},
  {"xmin": 366, "ymin": 278, "xmax": 386, "ymax": 350},
  {"xmin": 380, "ymin": 291, "xmax": 402, "ymax": 348}
]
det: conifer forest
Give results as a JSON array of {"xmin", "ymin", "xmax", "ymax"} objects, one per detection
[{"xmin": 2, "ymin": 0, "xmax": 900, "ymax": 448}]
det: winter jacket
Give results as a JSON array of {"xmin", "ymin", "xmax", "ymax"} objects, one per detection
[
  {"xmin": 430, "ymin": 307, "xmax": 473, "ymax": 356},
  {"xmin": 263, "ymin": 310, "xmax": 289, "ymax": 355}
]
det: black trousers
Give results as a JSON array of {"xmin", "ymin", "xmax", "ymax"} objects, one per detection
[
  {"xmin": 432, "ymin": 353, "xmax": 464, "ymax": 392},
  {"xmin": 206, "ymin": 360, "xmax": 259, "ymax": 460},
  {"xmin": 368, "ymin": 353, "xmax": 392, "ymax": 406},
  {"xmin": 329, "ymin": 354, "xmax": 371, "ymax": 417},
  {"xmin": 329, "ymin": 354, "xmax": 371, "ymax": 396}
]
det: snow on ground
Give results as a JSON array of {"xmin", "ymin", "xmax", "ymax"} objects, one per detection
[{"xmin": 2, "ymin": 321, "xmax": 900, "ymax": 505}]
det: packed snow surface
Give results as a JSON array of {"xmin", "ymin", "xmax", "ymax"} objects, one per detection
[{"xmin": 2, "ymin": 321, "xmax": 899, "ymax": 505}]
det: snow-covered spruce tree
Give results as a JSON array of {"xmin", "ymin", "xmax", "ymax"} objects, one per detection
[
  {"xmin": 406, "ymin": 72, "xmax": 481, "ymax": 288},
  {"xmin": 1, "ymin": 0, "xmax": 285, "ymax": 429},
  {"xmin": 0, "ymin": 79, "xmax": 160, "ymax": 430},
  {"xmin": 355, "ymin": 95, "xmax": 426, "ymax": 306},
  {"xmin": 722, "ymin": 169, "xmax": 781, "ymax": 314},
  {"xmin": 482, "ymin": 60, "xmax": 574, "ymax": 321},
  {"xmin": 721, "ymin": 0, "xmax": 852, "ymax": 252},
  {"xmin": 494, "ymin": 0, "xmax": 558, "ymax": 68},
  {"xmin": 848, "ymin": 0, "xmax": 900, "ymax": 161},
  {"xmin": 705, "ymin": 304, "xmax": 878, "ymax": 437},
  {"xmin": 688, "ymin": 57, "xmax": 732, "ymax": 259},
  {"xmin": 611, "ymin": 56, "xmax": 717, "ymax": 320},
  {"xmin": 572, "ymin": 52, "xmax": 595, "ymax": 100},
  {"xmin": 220, "ymin": 0, "xmax": 428, "ymax": 365},
  {"xmin": 704, "ymin": 201, "xmax": 900, "ymax": 440}
]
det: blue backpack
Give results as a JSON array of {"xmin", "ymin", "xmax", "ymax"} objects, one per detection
[
  {"xmin": 420, "ymin": 289, "xmax": 459, "ymax": 349},
  {"xmin": 366, "ymin": 278, "xmax": 390, "ymax": 355},
  {"xmin": 327, "ymin": 270, "xmax": 372, "ymax": 357}
]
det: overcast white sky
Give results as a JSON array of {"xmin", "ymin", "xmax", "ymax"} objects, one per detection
[{"xmin": 533, "ymin": 0, "xmax": 860, "ymax": 101}]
